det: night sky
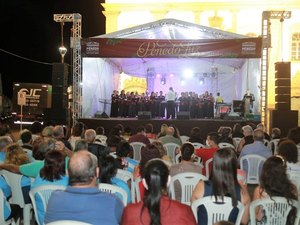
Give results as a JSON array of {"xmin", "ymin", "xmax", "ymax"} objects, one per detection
[{"xmin": 0, "ymin": 0, "xmax": 105, "ymax": 98}]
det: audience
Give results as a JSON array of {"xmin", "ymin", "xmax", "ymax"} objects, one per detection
[
  {"xmin": 45, "ymin": 151, "xmax": 124, "ymax": 224},
  {"xmin": 192, "ymin": 148, "xmax": 250, "ymax": 225},
  {"xmin": 158, "ymin": 127, "xmax": 181, "ymax": 145},
  {"xmin": 85, "ymin": 129, "xmax": 109, "ymax": 160},
  {"xmin": 68, "ymin": 122, "xmax": 86, "ymax": 150},
  {"xmin": 128, "ymin": 126, "xmax": 150, "ymax": 145},
  {"xmin": 122, "ymin": 159, "xmax": 196, "ymax": 225},
  {"xmin": 188, "ymin": 127, "xmax": 205, "ymax": 144},
  {"xmin": 236, "ymin": 125, "xmax": 254, "ymax": 155},
  {"xmin": 115, "ymin": 141, "xmax": 138, "ymax": 173}
]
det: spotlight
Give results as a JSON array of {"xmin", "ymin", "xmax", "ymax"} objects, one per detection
[
  {"xmin": 183, "ymin": 69, "xmax": 193, "ymax": 79},
  {"xmin": 199, "ymin": 78, "xmax": 204, "ymax": 85},
  {"xmin": 160, "ymin": 77, "xmax": 166, "ymax": 85}
]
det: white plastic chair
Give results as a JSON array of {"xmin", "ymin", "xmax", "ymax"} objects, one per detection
[
  {"xmin": 268, "ymin": 139, "xmax": 280, "ymax": 155},
  {"xmin": 169, "ymin": 172, "xmax": 207, "ymax": 205},
  {"xmin": 133, "ymin": 177, "xmax": 142, "ymax": 203},
  {"xmin": 239, "ymin": 154, "xmax": 266, "ymax": 184},
  {"xmin": 46, "ymin": 220, "xmax": 92, "ymax": 225},
  {"xmin": 130, "ymin": 142, "xmax": 145, "ymax": 161},
  {"xmin": 0, "ymin": 170, "xmax": 32, "ymax": 225},
  {"xmin": 232, "ymin": 137, "xmax": 242, "ymax": 149},
  {"xmin": 205, "ymin": 158, "xmax": 213, "ymax": 178},
  {"xmin": 98, "ymin": 183, "xmax": 127, "ymax": 206},
  {"xmin": 192, "ymin": 143, "xmax": 206, "ymax": 149},
  {"xmin": 163, "ymin": 143, "xmax": 181, "ymax": 163},
  {"xmin": 29, "ymin": 185, "xmax": 67, "ymax": 225},
  {"xmin": 180, "ymin": 135, "xmax": 189, "ymax": 143},
  {"xmin": 115, "ymin": 169, "xmax": 135, "ymax": 203},
  {"xmin": 0, "ymin": 189, "xmax": 14, "ymax": 225},
  {"xmin": 218, "ymin": 142, "xmax": 235, "ymax": 149},
  {"xmin": 249, "ymin": 197, "xmax": 300, "ymax": 225},
  {"xmin": 191, "ymin": 196, "xmax": 245, "ymax": 225}
]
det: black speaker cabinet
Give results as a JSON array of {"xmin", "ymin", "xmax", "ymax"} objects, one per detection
[
  {"xmin": 138, "ymin": 111, "xmax": 151, "ymax": 120},
  {"xmin": 270, "ymin": 109, "xmax": 298, "ymax": 137},
  {"xmin": 275, "ymin": 62, "xmax": 291, "ymax": 78},
  {"xmin": 177, "ymin": 111, "xmax": 190, "ymax": 120}
]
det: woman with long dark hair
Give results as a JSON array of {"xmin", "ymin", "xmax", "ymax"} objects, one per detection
[
  {"xmin": 252, "ymin": 155, "xmax": 298, "ymax": 224},
  {"xmin": 192, "ymin": 148, "xmax": 250, "ymax": 225},
  {"xmin": 122, "ymin": 159, "xmax": 196, "ymax": 225}
]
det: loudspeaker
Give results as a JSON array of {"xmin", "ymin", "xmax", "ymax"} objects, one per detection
[
  {"xmin": 232, "ymin": 100, "xmax": 243, "ymax": 112},
  {"xmin": 275, "ymin": 62, "xmax": 291, "ymax": 111},
  {"xmin": 138, "ymin": 111, "xmax": 151, "ymax": 120},
  {"xmin": 43, "ymin": 108, "xmax": 69, "ymax": 125},
  {"xmin": 177, "ymin": 111, "xmax": 190, "ymax": 120},
  {"xmin": 270, "ymin": 109, "xmax": 298, "ymax": 137},
  {"xmin": 52, "ymin": 63, "xmax": 69, "ymax": 109},
  {"xmin": 95, "ymin": 111, "xmax": 109, "ymax": 118}
]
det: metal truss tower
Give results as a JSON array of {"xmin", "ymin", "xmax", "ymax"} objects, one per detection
[
  {"xmin": 54, "ymin": 13, "xmax": 82, "ymax": 126},
  {"xmin": 260, "ymin": 11, "xmax": 291, "ymax": 128}
]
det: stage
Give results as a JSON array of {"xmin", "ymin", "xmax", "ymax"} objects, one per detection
[{"xmin": 79, "ymin": 116, "xmax": 260, "ymax": 137}]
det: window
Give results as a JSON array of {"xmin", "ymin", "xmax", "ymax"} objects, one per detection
[{"xmin": 291, "ymin": 32, "xmax": 300, "ymax": 61}]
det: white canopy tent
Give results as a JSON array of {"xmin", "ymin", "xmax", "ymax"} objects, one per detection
[{"xmin": 82, "ymin": 19, "xmax": 261, "ymax": 118}]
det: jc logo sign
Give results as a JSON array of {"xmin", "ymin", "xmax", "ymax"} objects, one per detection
[{"xmin": 19, "ymin": 88, "xmax": 41, "ymax": 98}]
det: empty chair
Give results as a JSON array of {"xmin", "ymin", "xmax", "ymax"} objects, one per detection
[
  {"xmin": 239, "ymin": 154, "xmax": 266, "ymax": 184},
  {"xmin": 46, "ymin": 220, "xmax": 92, "ymax": 225},
  {"xmin": 29, "ymin": 185, "xmax": 67, "ymax": 225},
  {"xmin": 133, "ymin": 177, "xmax": 142, "ymax": 203},
  {"xmin": 163, "ymin": 143, "xmax": 181, "ymax": 163},
  {"xmin": 249, "ymin": 197, "xmax": 300, "ymax": 225},
  {"xmin": 191, "ymin": 196, "xmax": 245, "ymax": 225},
  {"xmin": 169, "ymin": 172, "xmax": 207, "ymax": 205},
  {"xmin": 232, "ymin": 137, "xmax": 242, "ymax": 149},
  {"xmin": 98, "ymin": 183, "xmax": 128, "ymax": 206},
  {"xmin": 218, "ymin": 142, "xmax": 235, "ymax": 150},
  {"xmin": 0, "ymin": 170, "xmax": 32, "ymax": 225},
  {"xmin": 192, "ymin": 142, "xmax": 206, "ymax": 149},
  {"xmin": 130, "ymin": 142, "xmax": 145, "ymax": 161}
]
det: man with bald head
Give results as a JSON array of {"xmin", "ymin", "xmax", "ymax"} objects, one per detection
[{"xmin": 45, "ymin": 151, "xmax": 123, "ymax": 225}]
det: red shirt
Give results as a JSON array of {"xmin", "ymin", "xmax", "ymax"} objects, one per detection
[
  {"xmin": 122, "ymin": 195, "xmax": 197, "ymax": 225},
  {"xmin": 195, "ymin": 147, "xmax": 218, "ymax": 177}
]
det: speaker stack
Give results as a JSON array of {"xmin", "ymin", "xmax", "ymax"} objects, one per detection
[
  {"xmin": 270, "ymin": 62, "xmax": 298, "ymax": 136},
  {"xmin": 43, "ymin": 63, "xmax": 69, "ymax": 125}
]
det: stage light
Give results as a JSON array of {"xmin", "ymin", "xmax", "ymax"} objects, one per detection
[
  {"xmin": 160, "ymin": 77, "xmax": 166, "ymax": 85},
  {"xmin": 199, "ymin": 78, "xmax": 204, "ymax": 85},
  {"xmin": 156, "ymin": 73, "xmax": 161, "ymax": 78},
  {"xmin": 183, "ymin": 69, "xmax": 193, "ymax": 79},
  {"xmin": 169, "ymin": 73, "xmax": 174, "ymax": 78}
]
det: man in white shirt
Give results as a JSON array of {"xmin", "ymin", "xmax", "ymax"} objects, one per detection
[{"xmin": 166, "ymin": 87, "xmax": 176, "ymax": 119}]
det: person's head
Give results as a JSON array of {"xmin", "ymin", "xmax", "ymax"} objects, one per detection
[
  {"xmin": 140, "ymin": 144, "xmax": 161, "ymax": 175},
  {"xmin": 219, "ymin": 127, "xmax": 232, "ymax": 138},
  {"xmin": 68, "ymin": 151, "xmax": 98, "ymax": 187},
  {"xmin": 20, "ymin": 129, "xmax": 32, "ymax": 145},
  {"xmin": 42, "ymin": 126, "xmax": 54, "ymax": 137},
  {"xmin": 74, "ymin": 139, "xmax": 88, "ymax": 152},
  {"xmin": 32, "ymin": 137, "xmax": 56, "ymax": 160},
  {"xmin": 40, "ymin": 150, "xmax": 66, "ymax": 181},
  {"xmin": 232, "ymin": 123, "xmax": 242, "ymax": 133},
  {"xmin": 256, "ymin": 123, "xmax": 265, "ymax": 131},
  {"xmin": 260, "ymin": 155, "xmax": 297, "ymax": 200},
  {"xmin": 189, "ymin": 127, "xmax": 202, "ymax": 139},
  {"xmin": 99, "ymin": 155, "xmax": 118, "ymax": 184},
  {"xmin": 96, "ymin": 126, "xmax": 105, "ymax": 135},
  {"xmin": 142, "ymin": 159, "xmax": 170, "ymax": 225},
  {"xmin": 0, "ymin": 136, "xmax": 13, "ymax": 152},
  {"xmin": 242, "ymin": 125, "xmax": 253, "ymax": 137},
  {"xmin": 145, "ymin": 123, "xmax": 154, "ymax": 133},
  {"xmin": 136, "ymin": 126, "xmax": 146, "ymax": 135},
  {"xmin": 169, "ymin": 87, "xmax": 173, "ymax": 91},
  {"xmin": 106, "ymin": 135, "xmax": 122, "ymax": 148},
  {"xmin": 108, "ymin": 126, "xmax": 122, "ymax": 137},
  {"xmin": 116, "ymin": 141, "xmax": 132, "ymax": 158},
  {"xmin": 84, "ymin": 129, "xmax": 96, "ymax": 143},
  {"xmin": 271, "ymin": 127, "xmax": 281, "ymax": 139},
  {"xmin": 5, "ymin": 143, "xmax": 29, "ymax": 165},
  {"xmin": 165, "ymin": 127, "xmax": 175, "ymax": 136},
  {"xmin": 206, "ymin": 132, "xmax": 219, "ymax": 147},
  {"xmin": 212, "ymin": 148, "xmax": 239, "ymax": 207},
  {"xmin": 53, "ymin": 125, "xmax": 64, "ymax": 139},
  {"xmin": 159, "ymin": 124, "xmax": 168, "ymax": 135},
  {"xmin": 217, "ymin": 92, "xmax": 220, "ymax": 96},
  {"xmin": 180, "ymin": 142, "xmax": 195, "ymax": 161},
  {"xmin": 169, "ymin": 125, "xmax": 180, "ymax": 138},
  {"xmin": 151, "ymin": 141, "xmax": 167, "ymax": 158},
  {"xmin": 72, "ymin": 122, "xmax": 86, "ymax": 137},
  {"xmin": 253, "ymin": 129, "xmax": 264, "ymax": 142},
  {"xmin": 29, "ymin": 121, "xmax": 43, "ymax": 135},
  {"xmin": 287, "ymin": 127, "xmax": 300, "ymax": 145},
  {"xmin": 278, "ymin": 140, "xmax": 298, "ymax": 163}
]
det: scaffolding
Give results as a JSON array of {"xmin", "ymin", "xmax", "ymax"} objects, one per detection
[
  {"xmin": 260, "ymin": 11, "xmax": 291, "ymax": 129},
  {"xmin": 54, "ymin": 13, "xmax": 82, "ymax": 126}
]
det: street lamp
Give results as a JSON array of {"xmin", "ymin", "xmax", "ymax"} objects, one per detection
[{"xmin": 59, "ymin": 22, "xmax": 67, "ymax": 63}]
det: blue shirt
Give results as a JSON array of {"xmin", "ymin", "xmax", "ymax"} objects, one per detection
[
  {"xmin": 0, "ymin": 176, "xmax": 11, "ymax": 220},
  {"xmin": 126, "ymin": 157, "xmax": 139, "ymax": 173},
  {"xmin": 45, "ymin": 187, "xmax": 124, "ymax": 225},
  {"xmin": 111, "ymin": 177, "xmax": 131, "ymax": 204},
  {"xmin": 31, "ymin": 175, "xmax": 69, "ymax": 225}
]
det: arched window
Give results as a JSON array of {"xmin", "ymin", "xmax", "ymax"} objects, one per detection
[{"xmin": 291, "ymin": 32, "xmax": 300, "ymax": 61}]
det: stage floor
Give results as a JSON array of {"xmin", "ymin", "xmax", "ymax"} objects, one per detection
[{"xmin": 79, "ymin": 117, "xmax": 260, "ymax": 137}]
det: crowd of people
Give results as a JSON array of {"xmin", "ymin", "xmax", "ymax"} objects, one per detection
[
  {"xmin": 110, "ymin": 89, "xmax": 220, "ymax": 119},
  {"xmin": 0, "ymin": 120, "xmax": 298, "ymax": 225}
]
